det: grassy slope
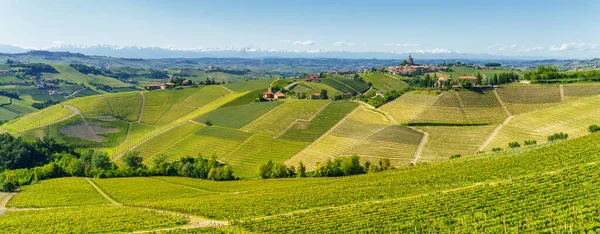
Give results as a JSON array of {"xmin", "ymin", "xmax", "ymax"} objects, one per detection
[{"xmin": 360, "ymin": 72, "xmax": 409, "ymax": 90}]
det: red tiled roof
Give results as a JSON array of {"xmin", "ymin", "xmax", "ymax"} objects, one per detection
[{"xmin": 458, "ymin": 76, "xmax": 477, "ymax": 80}]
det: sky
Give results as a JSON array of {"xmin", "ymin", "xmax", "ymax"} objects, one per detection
[{"xmin": 1, "ymin": 0, "xmax": 599, "ymax": 57}]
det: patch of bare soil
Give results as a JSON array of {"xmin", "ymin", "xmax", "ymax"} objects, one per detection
[{"xmin": 58, "ymin": 123, "xmax": 117, "ymax": 142}]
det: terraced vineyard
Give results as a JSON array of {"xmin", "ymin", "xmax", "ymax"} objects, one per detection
[
  {"xmin": 484, "ymin": 94, "xmax": 600, "ymax": 151},
  {"xmin": 411, "ymin": 90, "xmax": 507, "ymax": 124},
  {"xmin": 2, "ymin": 104, "xmax": 74, "ymax": 132},
  {"xmin": 496, "ymin": 85, "xmax": 562, "ymax": 115},
  {"xmin": 194, "ymin": 101, "xmax": 282, "ymax": 129},
  {"xmin": 135, "ymin": 122, "xmax": 204, "ymax": 161},
  {"xmin": 417, "ymin": 124, "xmax": 498, "ymax": 162},
  {"xmin": 361, "ymin": 72, "xmax": 409, "ymax": 91},
  {"xmin": 279, "ymin": 102, "xmax": 358, "ymax": 142},
  {"xmin": 286, "ymin": 107, "xmax": 391, "ymax": 169},
  {"xmin": 379, "ymin": 92, "xmax": 439, "ymax": 124},
  {"xmin": 242, "ymin": 100, "xmax": 329, "ymax": 136}
]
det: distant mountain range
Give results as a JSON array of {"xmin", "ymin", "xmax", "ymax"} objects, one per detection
[{"xmin": 0, "ymin": 44, "xmax": 552, "ymax": 60}]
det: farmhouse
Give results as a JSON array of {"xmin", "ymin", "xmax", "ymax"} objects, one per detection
[
  {"xmin": 274, "ymin": 91, "xmax": 286, "ymax": 100},
  {"xmin": 0, "ymin": 70, "xmax": 9, "ymax": 74},
  {"xmin": 375, "ymin": 90, "xmax": 386, "ymax": 97},
  {"xmin": 145, "ymin": 84, "xmax": 162, "ymax": 90},
  {"xmin": 182, "ymin": 79, "xmax": 191, "ymax": 86},
  {"xmin": 311, "ymin": 93, "xmax": 321, "ymax": 99},
  {"xmin": 457, "ymin": 76, "xmax": 478, "ymax": 86},
  {"xmin": 343, "ymin": 92, "xmax": 353, "ymax": 98},
  {"xmin": 305, "ymin": 75, "xmax": 321, "ymax": 83},
  {"xmin": 436, "ymin": 75, "xmax": 450, "ymax": 87},
  {"xmin": 262, "ymin": 91, "xmax": 275, "ymax": 100}
]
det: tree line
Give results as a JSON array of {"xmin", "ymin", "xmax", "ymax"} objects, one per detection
[
  {"xmin": 0, "ymin": 134, "xmax": 236, "ymax": 191},
  {"xmin": 258, "ymin": 155, "xmax": 393, "ymax": 179},
  {"xmin": 523, "ymin": 65, "xmax": 600, "ymax": 82}
]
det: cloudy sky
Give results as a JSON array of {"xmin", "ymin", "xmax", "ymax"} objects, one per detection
[{"xmin": 1, "ymin": 0, "xmax": 599, "ymax": 57}]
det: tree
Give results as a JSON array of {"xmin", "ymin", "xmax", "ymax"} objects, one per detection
[
  {"xmin": 475, "ymin": 72, "xmax": 483, "ymax": 85},
  {"xmin": 508, "ymin": 142, "xmax": 521, "ymax": 149},
  {"xmin": 121, "ymin": 151, "xmax": 144, "ymax": 169},
  {"xmin": 399, "ymin": 60, "xmax": 408, "ymax": 66},
  {"xmin": 297, "ymin": 162, "xmax": 306, "ymax": 178},
  {"xmin": 258, "ymin": 160, "xmax": 274, "ymax": 179},
  {"xmin": 91, "ymin": 152, "xmax": 111, "ymax": 170},
  {"xmin": 320, "ymin": 89, "xmax": 328, "ymax": 100},
  {"xmin": 548, "ymin": 132, "xmax": 568, "ymax": 142},
  {"xmin": 588, "ymin": 124, "xmax": 600, "ymax": 133}
]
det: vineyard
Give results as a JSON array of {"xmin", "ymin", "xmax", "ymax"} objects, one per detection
[
  {"xmin": 379, "ymin": 92, "xmax": 439, "ymax": 124},
  {"xmin": 241, "ymin": 100, "xmax": 329, "ymax": 136},
  {"xmin": 411, "ymin": 90, "xmax": 508, "ymax": 124},
  {"xmin": 360, "ymin": 72, "xmax": 409, "ymax": 91},
  {"xmin": 2, "ymin": 104, "xmax": 74, "ymax": 132},
  {"xmin": 194, "ymin": 101, "xmax": 282, "ymax": 129},
  {"xmin": 496, "ymin": 85, "xmax": 562, "ymax": 114}
]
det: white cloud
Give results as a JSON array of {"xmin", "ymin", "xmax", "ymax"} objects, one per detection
[
  {"xmin": 549, "ymin": 43, "xmax": 599, "ymax": 51},
  {"xmin": 384, "ymin": 43, "xmax": 419, "ymax": 47},
  {"xmin": 332, "ymin": 41, "xmax": 356, "ymax": 47},
  {"xmin": 406, "ymin": 48, "xmax": 454, "ymax": 54},
  {"xmin": 490, "ymin": 44, "xmax": 545, "ymax": 53},
  {"xmin": 292, "ymin": 40, "xmax": 315, "ymax": 46},
  {"xmin": 279, "ymin": 40, "xmax": 290, "ymax": 43}
]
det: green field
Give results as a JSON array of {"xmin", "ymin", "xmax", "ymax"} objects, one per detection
[
  {"xmin": 360, "ymin": 72, "xmax": 409, "ymax": 91},
  {"xmin": 7, "ymin": 177, "xmax": 109, "ymax": 208},
  {"xmin": 320, "ymin": 74, "xmax": 369, "ymax": 93},
  {"xmin": 223, "ymin": 78, "xmax": 275, "ymax": 92},
  {"xmin": 194, "ymin": 101, "xmax": 282, "ymax": 129},
  {"xmin": 379, "ymin": 92, "xmax": 439, "ymax": 124},
  {"xmin": 411, "ymin": 90, "xmax": 508, "ymax": 124},
  {"xmin": 242, "ymin": 100, "xmax": 329, "ymax": 136},
  {"xmin": 134, "ymin": 122, "xmax": 204, "ymax": 161},
  {"xmin": 2, "ymin": 104, "xmax": 74, "ymax": 132},
  {"xmin": 279, "ymin": 102, "xmax": 358, "ymax": 142},
  {"xmin": 417, "ymin": 124, "xmax": 498, "ymax": 162}
]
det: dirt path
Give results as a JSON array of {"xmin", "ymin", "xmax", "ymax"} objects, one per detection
[
  {"xmin": 137, "ymin": 91, "xmax": 145, "ymax": 123},
  {"xmin": 220, "ymin": 85, "xmax": 234, "ymax": 93},
  {"xmin": 273, "ymin": 102, "xmax": 331, "ymax": 138},
  {"xmin": 0, "ymin": 193, "xmax": 15, "ymax": 216},
  {"xmin": 454, "ymin": 91, "xmax": 470, "ymax": 122},
  {"xmin": 559, "ymin": 84, "xmax": 565, "ymax": 102},
  {"xmin": 85, "ymin": 178, "xmax": 120, "ymax": 205},
  {"xmin": 409, "ymin": 127, "xmax": 429, "ymax": 165},
  {"xmin": 478, "ymin": 115, "xmax": 514, "ymax": 151},
  {"xmin": 67, "ymin": 87, "xmax": 87, "ymax": 98},
  {"xmin": 494, "ymin": 89, "xmax": 511, "ymax": 116}
]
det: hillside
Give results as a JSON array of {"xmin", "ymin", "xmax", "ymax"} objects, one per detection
[{"xmin": 2, "ymin": 124, "xmax": 600, "ymax": 232}]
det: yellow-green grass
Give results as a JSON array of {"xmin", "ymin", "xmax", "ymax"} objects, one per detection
[
  {"xmin": 178, "ymin": 86, "xmax": 231, "ymax": 108},
  {"xmin": 360, "ymin": 72, "xmax": 409, "ymax": 90},
  {"xmin": 320, "ymin": 76, "xmax": 359, "ymax": 93},
  {"xmin": 242, "ymin": 100, "xmax": 329, "ymax": 136},
  {"xmin": 412, "ymin": 90, "xmax": 507, "ymax": 124},
  {"xmin": 133, "ymin": 122, "xmax": 203, "ymax": 161},
  {"xmin": 496, "ymin": 85, "xmax": 562, "ymax": 115},
  {"xmin": 69, "ymin": 96, "xmax": 113, "ymax": 116},
  {"xmin": 44, "ymin": 64, "xmax": 130, "ymax": 87},
  {"xmin": 342, "ymin": 125, "xmax": 423, "ymax": 167},
  {"xmin": 2, "ymin": 104, "xmax": 73, "ymax": 132},
  {"xmin": 222, "ymin": 133, "xmax": 309, "ymax": 178},
  {"xmin": 140, "ymin": 105, "xmax": 170, "ymax": 125},
  {"xmin": 0, "ymin": 205, "xmax": 188, "ymax": 233},
  {"xmin": 154, "ymin": 86, "xmax": 230, "ymax": 125},
  {"xmin": 194, "ymin": 101, "xmax": 282, "ymax": 129},
  {"xmin": 223, "ymin": 78, "xmax": 275, "ymax": 92},
  {"xmin": 112, "ymin": 92, "xmax": 247, "ymax": 157},
  {"xmin": 106, "ymin": 92, "xmax": 143, "ymax": 121},
  {"xmin": 417, "ymin": 124, "xmax": 498, "ymax": 162},
  {"xmin": 126, "ymin": 122, "xmax": 156, "ymax": 141},
  {"xmin": 143, "ymin": 89, "xmax": 171, "ymax": 106},
  {"xmin": 286, "ymin": 107, "xmax": 391, "ymax": 169},
  {"xmin": 292, "ymin": 81, "xmax": 342, "ymax": 96},
  {"xmin": 484, "ymin": 95, "xmax": 600, "ymax": 151},
  {"xmin": 379, "ymin": 92, "xmax": 439, "ymax": 124},
  {"xmin": 167, "ymin": 87, "xmax": 203, "ymax": 105},
  {"xmin": 6, "ymin": 177, "xmax": 109, "ymax": 208},
  {"xmin": 92, "ymin": 177, "xmax": 210, "ymax": 204},
  {"xmin": 155, "ymin": 126, "xmax": 252, "ymax": 162},
  {"xmin": 279, "ymin": 102, "xmax": 358, "ymax": 142},
  {"xmin": 563, "ymin": 83, "xmax": 600, "ymax": 99}
]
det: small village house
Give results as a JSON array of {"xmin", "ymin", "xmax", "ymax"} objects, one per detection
[
  {"xmin": 262, "ymin": 91, "xmax": 275, "ymax": 100},
  {"xmin": 436, "ymin": 75, "xmax": 450, "ymax": 87},
  {"xmin": 457, "ymin": 76, "xmax": 478, "ymax": 86},
  {"xmin": 305, "ymin": 75, "xmax": 321, "ymax": 83},
  {"xmin": 274, "ymin": 91, "xmax": 286, "ymax": 100},
  {"xmin": 145, "ymin": 84, "xmax": 162, "ymax": 90},
  {"xmin": 310, "ymin": 93, "xmax": 321, "ymax": 99}
]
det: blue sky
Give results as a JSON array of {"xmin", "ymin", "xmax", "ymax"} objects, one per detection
[{"xmin": 1, "ymin": 0, "xmax": 599, "ymax": 57}]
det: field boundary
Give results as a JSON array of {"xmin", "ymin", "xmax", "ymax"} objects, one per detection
[
  {"xmin": 285, "ymin": 107, "xmax": 361, "ymax": 165},
  {"xmin": 221, "ymin": 134, "xmax": 257, "ymax": 161},
  {"xmin": 273, "ymin": 102, "xmax": 331, "ymax": 138},
  {"xmin": 559, "ymin": 84, "xmax": 565, "ymax": 101},
  {"xmin": 494, "ymin": 89, "xmax": 512, "ymax": 116},
  {"xmin": 137, "ymin": 91, "xmax": 145, "ymax": 123},
  {"xmin": 478, "ymin": 116, "xmax": 514, "ymax": 151},
  {"xmin": 0, "ymin": 193, "xmax": 15, "ymax": 216},
  {"xmin": 409, "ymin": 127, "xmax": 428, "ymax": 165},
  {"xmin": 85, "ymin": 178, "xmax": 120, "ymax": 205},
  {"xmin": 240, "ymin": 101, "xmax": 287, "ymax": 132}
]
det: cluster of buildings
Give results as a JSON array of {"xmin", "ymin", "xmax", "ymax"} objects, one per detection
[
  {"xmin": 262, "ymin": 90, "xmax": 286, "ymax": 100},
  {"xmin": 386, "ymin": 56, "xmax": 449, "ymax": 76},
  {"xmin": 144, "ymin": 82, "xmax": 176, "ymax": 90},
  {"xmin": 204, "ymin": 65, "xmax": 220, "ymax": 72}
]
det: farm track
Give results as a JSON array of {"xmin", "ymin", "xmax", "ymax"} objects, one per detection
[
  {"xmin": 220, "ymin": 85, "xmax": 234, "ymax": 93},
  {"xmin": 285, "ymin": 107, "xmax": 361, "ymax": 165},
  {"xmin": 85, "ymin": 177, "xmax": 229, "ymax": 232},
  {"xmin": 104, "ymin": 97, "xmax": 116, "ymax": 116},
  {"xmin": 409, "ymin": 127, "xmax": 428, "ymax": 165},
  {"xmin": 137, "ymin": 91, "xmax": 145, "ymax": 123},
  {"xmin": 454, "ymin": 92, "xmax": 470, "ymax": 123},
  {"xmin": 559, "ymin": 84, "xmax": 565, "ymax": 102},
  {"xmin": 478, "ymin": 115, "xmax": 514, "ymax": 151},
  {"xmin": 494, "ymin": 89, "xmax": 512, "ymax": 116},
  {"xmin": 273, "ymin": 102, "xmax": 331, "ymax": 138},
  {"xmin": 67, "ymin": 87, "xmax": 87, "ymax": 98},
  {"xmin": 0, "ymin": 193, "xmax": 15, "ymax": 216}
]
